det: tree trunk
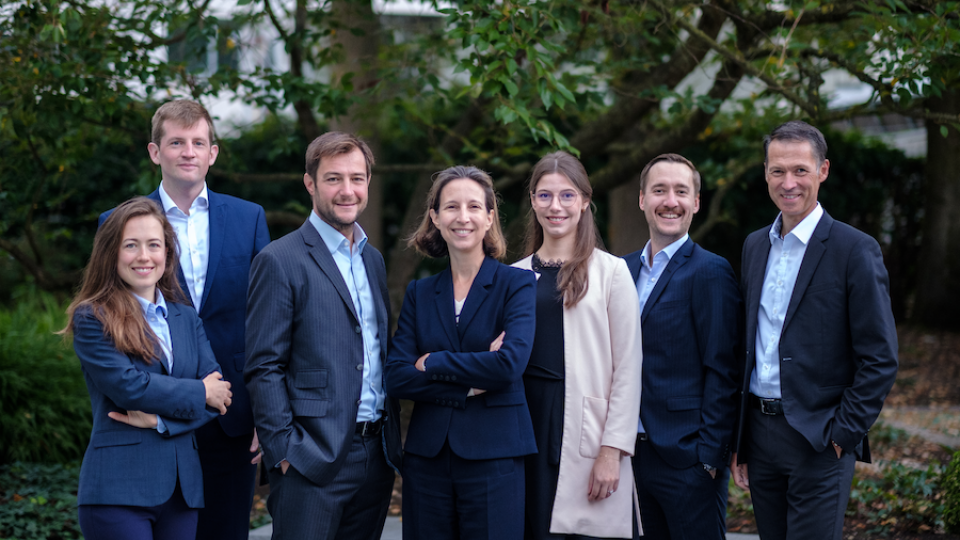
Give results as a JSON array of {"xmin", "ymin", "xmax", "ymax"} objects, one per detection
[
  {"xmin": 607, "ymin": 182, "xmax": 647, "ymax": 256},
  {"xmin": 913, "ymin": 88, "xmax": 960, "ymax": 330}
]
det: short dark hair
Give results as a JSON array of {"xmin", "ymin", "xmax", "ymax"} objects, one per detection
[
  {"xmin": 151, "ymin": 100, "xmax": 216, "ymax": 145},
  {"xmin": 305, "ymin": 132, "xmax": 375, "ymax": 181},
  {"xmin": 408, "ymin": 166, "xmax": 506, "ymax": 259},
  {"xmin": 764, "ymin": 120, "xmax": 827, "ymax": 165},
  {"xmin": 638, "ymin": 153, "xmax": 701, "ymax": 193}
]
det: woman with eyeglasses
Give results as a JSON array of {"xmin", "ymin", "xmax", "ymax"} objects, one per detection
[{"xmin": 514, "ymin": 151, "xmax": 643, "ymax": 539}]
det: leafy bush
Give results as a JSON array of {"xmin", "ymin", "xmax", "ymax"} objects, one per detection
[
  {"xmin": 848, "ymin": 461, "xmax": 944, "ymax": 534},
  {"xmin": 0, "ymin": 286, "xmax": 91, "ymax": 464},
  {"xmin": 942, "ymin": 450, "xmax": 960, "ymax": 533},
  {"xmin": 0, "ymin": 462, "xmax": 82, "ymax": 540}
]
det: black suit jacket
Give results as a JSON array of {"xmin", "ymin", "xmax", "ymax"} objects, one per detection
[
  {"xmin": 733, "ymin": 211, "xmax": 898, "ymax": 463},
  {"xmin": 244, "ymin": 221, "xmax": 401, "ymax": 487}
]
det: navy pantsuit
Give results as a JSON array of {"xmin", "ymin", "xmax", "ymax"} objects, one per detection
[
  {"xmin": 73, "ymin": 302, "xmax": 222, "ymax": 539},
  {"xmin": 385, "ymin": 256, "xmax": 537, "ymax": 539},
  {"xmin": 101, "ymin": 189, "xmax": 270, "ymax": 540},
  {"xmin": 733, "ymin": 211, "xmax": 899, "ymax": 540},
  {"xmin": 625, "ymin": 239, "xmax": 742, "ymax": 540}
]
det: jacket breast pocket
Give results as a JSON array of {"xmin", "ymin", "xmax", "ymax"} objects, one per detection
[
  {"xmin": 579, "ymin": 396, "xmax": 609, "ymax": 458},
  {"xmin": 92, "ymin": 429, "xmax": 142, "ymax": 448},
  {"xmin": 483, "ymin": 391, "xmax": 526, "ymax": 407}
]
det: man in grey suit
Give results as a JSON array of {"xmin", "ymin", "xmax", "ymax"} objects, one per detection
[{"xmin": 244, "ymin": 131, "xmax": 401, "ymax": 540}]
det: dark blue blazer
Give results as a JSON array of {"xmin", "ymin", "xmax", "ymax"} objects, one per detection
[
  {"xmin": 100, "ymin": 189, "xmax": 270, "ymax": 437},
  {"xmin": 732, "ymin": 212, "xmax": 899, "ymax": 463},
  {"xmin": 73, "ymin": 302, "xmax": 221, "ymax": 508},
  {"xmin": 385, "ymin": 256, "xmax": 538, "ymax": 460},
  {"xmin": 625, "ymin": 239, "xmax": 742, "ymax": 469}
]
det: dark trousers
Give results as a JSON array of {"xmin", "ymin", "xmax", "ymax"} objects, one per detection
[
  {"xmin": 195, "ymin": 420, "xmax": 258, "ymax": 540},
  {"xmin": 632, "ymin": 436, "xmax": 728, "ymax": 540},
  {"xmin": 266, "ymin": 431, "xmax": 394, "ymax": 540},
  {"xmin": 747, "ymin": 407, "xmax": 856, "ymax": 540},
  {"xmin": 79, "ymin": 481, "xmax": 198, "ymax": 540},
  {"xmin": 403, "ymin": 442, "xmax": 525, "ymax": 540}
]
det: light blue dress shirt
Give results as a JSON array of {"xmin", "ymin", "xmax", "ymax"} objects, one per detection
[
  {"xmin": 749, "ymin": 203, "xmax": 824, "ymax": 399},
  {"xmin": 309, "ymin": 211, "xmax": 385, "ymax": 422},
  {"xmin": 158, "ymin": 183, "xmax": 210, "ymax": 309},
  {"xmin": 635, "ymin": 233, "xmax": 688, "ymax": 433},
  {"xmin": 133, "ymin": 290, "xmax": 173, "ymax": 433}
]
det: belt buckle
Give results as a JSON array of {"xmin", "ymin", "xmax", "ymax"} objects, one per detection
[
  {"xmin": 361, "ymin": 420, "xmax": 380, "ymax": 437},
  {"xmin": 759, "ymin": 399, "xmax": 778, "ymax": 415}
]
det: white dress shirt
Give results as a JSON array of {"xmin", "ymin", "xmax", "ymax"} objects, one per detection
[
  {"xmin": 749, "ymin": 203, "xmax": 824, "ymax": 398},
  {"xmin": 158, "ymin": 183, "xmax": 210, "ymax": 309}
]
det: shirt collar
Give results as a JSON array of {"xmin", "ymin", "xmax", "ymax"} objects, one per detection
[
  {"xmin": 769, "ymin": 203, "xmax": 823, "ymax": 245},
  {"xmin": 132, "ymin": 289, "xmax": 168, "ymax": 319},
  {"xmin": 309, "ymin": 210, "xmax": 368, "ymax": 256},
  {"xmin": 640, "ymin": 233, "xmax": 689, "ymax": 268},
  {"xmin": 158, "ymin": 183, "xmax": 209, "ymax": 214}
]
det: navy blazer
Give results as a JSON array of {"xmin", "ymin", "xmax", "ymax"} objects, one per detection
[
  {"xmin": 100, "ymin": 189, "xmax": 270, "ymax": 437},
  {"xmin": 625, "ymin": 239, "xmax": 742, "ymax": 469},
  {"xmin": 73, "ymin": 302, "xmax": 221, "ymax": 508},
  {"xmin": 733, "ymin": 211, "xmax": 899, "ymax": 463},
  {"xmin": 385, "ymin": 256, "xmax": 538, "ymax": 460},
  {"xmin": 244, "ymin": 221, "xmax": 402, "ymax": 487}
]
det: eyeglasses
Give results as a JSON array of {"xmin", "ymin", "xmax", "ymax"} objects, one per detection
[{"xmin": 532, "ymin": 190, "xmax": 579, "ymax": 208}]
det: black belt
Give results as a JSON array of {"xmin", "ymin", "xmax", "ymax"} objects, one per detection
[
  {"xmin": 750, "ymin": 394, "xmax": 784, "ymax": 415},
  {"xmin": 356, "ymin": 418, "xmax": 383, "ymax": 437}
]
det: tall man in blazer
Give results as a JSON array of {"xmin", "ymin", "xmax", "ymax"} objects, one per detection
[
  {"xmin": 244, "ymin": 132, "xmax": 401, "ymax": 540},
  {"xmin": 100, "ymin": 100, "xmax": 270, "ymax": 540},
  {"xmin": 624, "ymin": 154, "xmax": 742, "ymax": 540},
  {"xmin": 730, "ymin": 121, "xmax": 898, "ymax": 540}
]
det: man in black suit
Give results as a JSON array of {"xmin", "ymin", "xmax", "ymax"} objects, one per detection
[
  {"xmin": 244, "ymin": 132, "xmax": 401, "ymax": 540},
  {"xmin": 624, "ymin": 154, "xmax": 741, "ymax": 540},
  {"xmin": 731, "ymin": 121, "xmax": 898, "ymax": 540}
]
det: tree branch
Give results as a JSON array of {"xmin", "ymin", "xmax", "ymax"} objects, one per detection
[
  {"xmin": 263, "ymin": 0, "xmax": 290, "ymax": 42},
  {"xmin": 690, "ymin": 158, "xmax": 761, "ymax": 241}
]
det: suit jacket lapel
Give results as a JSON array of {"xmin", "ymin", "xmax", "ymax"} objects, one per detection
[
  {"xmin": 149, "ymin": 190, "xmax": 192, "ymax": 309},
  {"xmin": 166, "ymin": 303, "xmax": 188, "ymax": 378},
  {"xmin": 300, "ymin": 222, "xmax": 359, "ymax": 323},
  {"xmin": 625, "ymin": 251, "xmax": 642, "ymax": 284},
  {"xmin": 744, "ymin": 230, "xmax": 772, "ymax": 370},
  {"xmin": 456, "ymin": 257, "xmax": 495, "ymax": 340},
  {"xmin": 434, "ymin": 267, "xmax": 461, "ymax": 351},
  {"xmin": 361, "ymin": 247, "xmax": 389, "ymax": 352},
  {"xmin": 782, "ymin": 212, "xmax": 832, "ymax": 334},
  {"xmin": 200, "ymin": 191, "xmax": 226, "ymax": 313},
  {"xmin": 641, "ymin": 239, "xmax": 693, "ymax": 323}
]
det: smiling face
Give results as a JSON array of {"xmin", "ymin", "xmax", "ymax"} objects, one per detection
[
  {"xmin": 429, "ymin": 178, "xmax": 494, "ymax": 258},
  {"xmin": 639, "ymin": 161, "xmax": 700, "ymax": 253},
  {"xmin": 148, "ymin": 120, "xmax": 219, "ymax": 190},
  {"xmin": 765, "ymin": 139, "xmax": 829, "ymax": 236},
  {"xmin": 117, "ymin": 215, "xmax": 166, "ymax": 302},
  {"xmin": 531, "ymin": 172, "xmax": 588, "ymax": 244},
  {"xmin": 304, "ymin": 148, "xmax": 370, "ymax": 239}
]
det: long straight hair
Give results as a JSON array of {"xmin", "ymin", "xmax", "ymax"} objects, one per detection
[
  {"xmin": 524, "ymin": 151, "xmax": 601, "ymax": 308},
  {"xmin": 60, "ymin": 197, "xmax": 186, "ymax": 363}
]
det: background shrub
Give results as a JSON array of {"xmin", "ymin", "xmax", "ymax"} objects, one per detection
[
  {"xmin": 0, "ymin": 462, "xmax": 82, "ymax": 540},
  {"xmin": 942, "ymin": 450, "xmax": 960, "ymax": 533},
  {"xmin": 848, "ymin": 461, "xmax": 945, "ymax": 534},
  {"xmin": 0, "ymin": 286, "xmax": 91, "ymax": 464}
]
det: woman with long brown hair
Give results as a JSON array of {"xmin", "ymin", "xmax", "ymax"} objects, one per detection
[
  {"xmin": 61, "ymin": 197, "xmax": 231, "ymax": 540},
  {"xmin": 513, "ymin": 151, "xmax": 643, "ymax": 539}
]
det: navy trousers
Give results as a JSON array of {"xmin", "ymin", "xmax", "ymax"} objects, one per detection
[
  {"xmin": 195, "ymin": 420, "xmax": 258, "ymax": 540},
  {"xmin": 78, "ymin": 481, "xmax": 198, "ymax": 540}
]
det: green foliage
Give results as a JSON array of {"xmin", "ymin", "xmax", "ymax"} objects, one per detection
[
  {"xmin": 942, "ymin": 450, "xmax": 960, "ymax": 533},
  {"xmin": 0, "ymin": 462, "xmax": 82, "ymax": 540},
  {"xmin": 0, "ymin": 286, "xmax": 91, "ymax": 464},
  {"xmin": 848, "ymin": 461, "xmax": 945, "ymax": 534}
]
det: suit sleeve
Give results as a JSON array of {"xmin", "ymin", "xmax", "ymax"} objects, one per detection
[
  {"xmin": 243, "ymin": 249, "xmax": 295, "ymax": 469},
  {"xmin": 384, "ymin": 281, "xmax": 479, "ymax": 403},
  {"xmin": 156, "ymin": 313, "xmax": 222, "ymax": 436},
  {"xmin": 692, "ymin": 256, "xmax": 743, "ymax": 467},
  {"xmin": 421, "ymin": 270, "xmax": 537, "ymax": 391},
  {"xmin": 73, "ymin": 311, "xmax": 209, "ymax": 422},
  {"xmin": 832, "ymin": 236, "xmax": 898, "ymax": 451},
  {"xmin": 600, "ymin": 260, "xmax": 643, "ymax": 455}
]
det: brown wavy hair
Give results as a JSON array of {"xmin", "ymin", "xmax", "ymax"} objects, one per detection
[
  {"xmin": 60, "ymin": 197, "xmax": 186, "ymax": 363},
  {"xmin": 408, "ymin": 165, "xmax": 507, "ymax": 259},
  {"xmin": 524, "ymin": 151, "xmax": 602, "ymax": 308}
]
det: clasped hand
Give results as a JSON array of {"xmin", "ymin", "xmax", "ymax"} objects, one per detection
[{"xmin": 203, "ymin": 371, "xmax": 233, "ymax": 414}]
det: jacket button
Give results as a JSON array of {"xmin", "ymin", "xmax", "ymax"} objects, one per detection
[
  {"xmin": 450, "ymin": 375, "xmax": 456, "ymax": 381},
  {"xmin": 356, "ymin": 364, "xmax": 363, "ymax": 371},
  {"xmin": 355, "ymin": 326, "xmax": 362, "ymax": 333}
]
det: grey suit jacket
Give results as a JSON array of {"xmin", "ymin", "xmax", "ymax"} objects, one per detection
[{"xmin": 244, "ymin": 221, "xmax": 401, "ymax": 487}]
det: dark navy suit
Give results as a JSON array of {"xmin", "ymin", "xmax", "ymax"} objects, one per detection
[
  {"xmin": 625, "ymin": 238, "xmax": 741, "ymax": 540},
  {"xmin": 100, "ymin": 189, "xmax": 270, "ymax": 539},
  {"xmin": 385, "ymin": 256, "xmax": 537, "ymax": 539},
  {"xmin": 73, "ymin": 302, "xmax": 221, "ymax": 537}
]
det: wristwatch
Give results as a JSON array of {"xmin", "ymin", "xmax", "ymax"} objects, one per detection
[{"xmin": 702, "ymin": 462, "xmax": 716, "ymax": 474}]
